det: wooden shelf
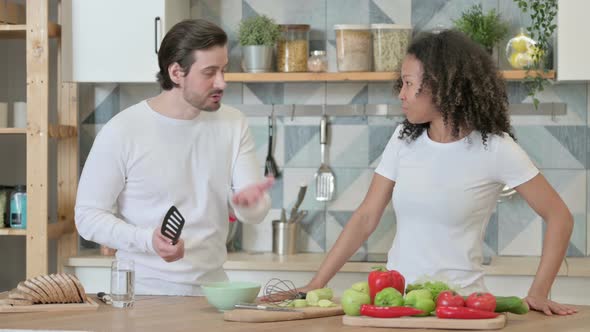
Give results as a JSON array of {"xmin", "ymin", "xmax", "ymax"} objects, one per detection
[
  {"xmin": 0, "ymin": 22, "xmax": 61, "ymax": 39},
  {"xmin": 0, "ymin": 228, "xmax": 26, "ymax": 236},
  {"xmin": 0, "ymin": 128, "xmax": 26, "ymax": 135},
  {"xmin": 224, "ymin": 70, "xmax": 556, "ymax": 83},
  {"xmin": 0, "ymin": 125, "xmax": 76, "ymax": 138}
]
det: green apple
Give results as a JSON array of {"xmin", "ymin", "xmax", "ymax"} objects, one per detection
[
  {"xmin": 404, "ymin": 289, "xmax": 433, "ymax": 306},
  {"xmin": 350, "ymin": 281, "xmax": 370, "ymax": 295},
  {"xmin": 341, "ymin": 288, "xmax": 371, "ymax": 316},
  {"xmin": 375, "ymin": 287, "xmax": 404, "ymax": 307},
  {"xmin": 413, "ymin": 298, "xmax": 436, "ymax": 316}
]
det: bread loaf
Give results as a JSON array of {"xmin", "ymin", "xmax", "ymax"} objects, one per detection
[{"xmin": 3, "ymin": 273, "xmax": 87, "ymax": 306}]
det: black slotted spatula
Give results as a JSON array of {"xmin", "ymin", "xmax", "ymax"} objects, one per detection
[{"xmin": 160, "ymin": 205, "xmax": 185, "ymax": 245}]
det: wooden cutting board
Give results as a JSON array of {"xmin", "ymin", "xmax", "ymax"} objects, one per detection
[
  {"xmin": 0, "ymin": 296, "xmax": 99, "ymax": 313},
  {"xmin": 224, "ymin": 305, "xmax": 344, "ymax": 322},
  {"xmin": 342, "ymin": 314, "xmax": 507, "ymax": 330}
]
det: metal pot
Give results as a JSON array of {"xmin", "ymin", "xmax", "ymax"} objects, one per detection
[{"xmin": 241, "ymin": 45, "xmax": 273, "ymax": 73}]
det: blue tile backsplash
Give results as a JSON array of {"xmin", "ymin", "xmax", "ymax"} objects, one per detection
[{"xmin": 79, "ymin": 0, "xmax": 590, "ymax": 258}]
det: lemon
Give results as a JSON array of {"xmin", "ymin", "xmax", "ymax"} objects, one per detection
[
  {"xmin": 509, "ymin": 52, "xmax": 533, "ymax": 69},
  {"xmin": 512, "ymin": 37, "xmax": 529, "ymax": 53}
]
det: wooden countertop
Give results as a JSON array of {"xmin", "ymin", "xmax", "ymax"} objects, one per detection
[
  {"xmin": 0, "ymin": 296, "xmax": 588, "ymax": 332},
  {"xmin": 66, "ymin": 251, "xmax": 589, "ymax": 277}
]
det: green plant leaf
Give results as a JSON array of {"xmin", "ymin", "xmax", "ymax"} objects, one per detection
[
  {"xmin": 452, "ymin": 4, "xmax": 509, "ymax": 51},
  {"xmin": 237, "ymin": 15, "xmax": 281, "ymax": 46}
]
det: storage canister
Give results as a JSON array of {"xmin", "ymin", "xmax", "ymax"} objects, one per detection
[
  {"xmin": 272, "ymin": 220, "xmax": 298, "ymax": 255},
  {"xmin": 9, "ymin": 185, "xmax": 27, "ymax": 229},
  {"xmin": 371, "ymin": 24, "xmax": 412, "ymax": 72},
  {"xmin": 277, "ymin": 24, "xmax": 310, "ymax": 72},
  {"xmin": 308, "ymin": 50, "xmax": 328, "ymax": 72},
  {"xmin": 334, "ymin": 24, "xmax": 372, "ymax": 72}
]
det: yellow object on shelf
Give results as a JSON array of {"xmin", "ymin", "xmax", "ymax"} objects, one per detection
[{"xmin": 505, "ymin": 30, "xmax": 537, "ymax": 69}]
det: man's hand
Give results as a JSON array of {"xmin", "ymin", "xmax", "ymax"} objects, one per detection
[
  {"xmin": 525, "ymin": 295, "xmax": 578, "ymax": 315},
  {"xmin": 232, "ymin": 177, "xmax": 274, "ymax": 207},
  {"xmin": 152, "ymin": 228, "xmax": 184, "ymax": 262}
]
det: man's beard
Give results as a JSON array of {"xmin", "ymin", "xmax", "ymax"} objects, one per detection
[{"xmin": 184, "ymin": 89, "xmax": 223, "ymax": 112}]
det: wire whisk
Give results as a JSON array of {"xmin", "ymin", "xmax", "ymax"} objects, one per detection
[{"xmin": 263, "ymin": 278, "xmax": 306, "ymax": 304}]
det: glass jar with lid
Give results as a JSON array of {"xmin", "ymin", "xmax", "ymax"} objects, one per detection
[
  {"xmin": 371, "ymin": 24, "xmax": 412, "ymax": 72},
  {"xmin": 334, "ymin": 24, "xmax": 372, "ymax": 72},
  {"xmin": 277, "ymin": 24, "xmax": 310, "ymax": 72},
  {"xmin": 307, "ymin": 50, "xmax": 327, "ymax": 72}
]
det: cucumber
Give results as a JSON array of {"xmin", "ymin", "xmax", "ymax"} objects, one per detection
[
  {"xmin": 293, "ymin": 299, "xmax": 308, "ymax": 308},
  {"xmin": 306, "ymin": 288, "xmax": 333, "ymax": 306},
  {"xmin": 494, "ymin": 296, "xmax": 529, "ymax": 315}
]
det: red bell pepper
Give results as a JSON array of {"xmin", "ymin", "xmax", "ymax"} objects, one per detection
[
  {"xmin": 368, "ymin": 266, "xmax": 405, "ymax": 303},
  {"xmin": 435, "ymin": 306, "xmax": 500, "ymax": 319},
  {"xmin": 360, "ymin": 305, "xmax": 424, "ymax": 318}
]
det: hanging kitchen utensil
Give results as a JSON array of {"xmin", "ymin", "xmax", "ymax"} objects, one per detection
[
  {"xmin": 264, "ymin": 115, "xmax": 281, "ymax": 179},
  {"xmin": 289, "ymin": 184, "xmax": 307, "ymax": 223},
  {"xmin": 315, "ymin": 115, "xmax": 335, "ymax": 201},
  {"xmin": 161, "ymin": 205, "xmax": 185, "ymax": 245}
]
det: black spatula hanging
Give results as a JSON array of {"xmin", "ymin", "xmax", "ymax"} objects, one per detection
[
  {"xmin": 161, "ymin": 205, "xmax": 185, "ymax": 245},
  {"xmin": 264, "ymin": 115, "xmax": 281, "ymax": 179}
]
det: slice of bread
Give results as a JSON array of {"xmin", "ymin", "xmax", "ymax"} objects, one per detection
[
  {"xmin": 42, "ymin": 274, "xmax": 64, "ymax": 303},
  {"xmin": 54, "ymin": 273, "xmax": 75, "ymax": 303},
  {"xmin": 64, "ymin": 273, "xmax": 86, "ymax": 303},
  {"xmin": 48, "ymin": 274, "xmax": 67, "ymax": 303},
  {"xmin": 9, "ymin": 286, "xmax": 38, "ymax": 303},
  {"xmin": 24, "ymin": 279, "xmax": 50, "ymax": 304},
  {"xmin": 34, "ymin": 275, "xmax": 58, "ymax": 303},
  {"xmin": 62, "ymin": 273, "xmax": 84, "ymax": 303}
]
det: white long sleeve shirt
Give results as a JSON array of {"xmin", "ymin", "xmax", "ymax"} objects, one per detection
[{"xmin": 75, "ymin": 101, "xmax": 270, "ymax": 295}]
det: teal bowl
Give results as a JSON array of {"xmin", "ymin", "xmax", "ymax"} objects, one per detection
[{"xmin": 201, "ymin": 281, "xmax": 261, "ymax": 311}]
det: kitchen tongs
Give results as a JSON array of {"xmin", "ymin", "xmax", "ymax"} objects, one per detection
[{"xmin": 161, "ymin": 205, "xmax": 185, "ymax": 245}]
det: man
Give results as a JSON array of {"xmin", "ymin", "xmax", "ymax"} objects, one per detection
[{"xmin": 75, "ymin": 19, "xmax": 272, "ymax": 296}]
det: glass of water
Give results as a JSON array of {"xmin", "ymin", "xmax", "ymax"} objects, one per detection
[{"xmin": 110, "ymin": 259, "xmax": 135, "ymax": 308}]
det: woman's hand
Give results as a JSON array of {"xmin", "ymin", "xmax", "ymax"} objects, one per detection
[
  {"xmin": 524, "ymin": 295, "xmax": 578, "ymax": 315},
  {"xmin": 257, "ymin": 284, "xmax": 317, "ymax": 304}
]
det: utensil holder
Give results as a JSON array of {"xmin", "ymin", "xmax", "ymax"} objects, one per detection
[{"xmin": 272, "ymin": 220, "xmax": 298, "ymax": 255}]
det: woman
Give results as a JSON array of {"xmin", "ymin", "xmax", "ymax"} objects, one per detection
[{"xmin": 302, "ymin": 30, "xmax": 576, "ymax": 315}]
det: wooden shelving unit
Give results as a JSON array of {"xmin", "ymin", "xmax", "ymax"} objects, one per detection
[
  {"xmin": 0, "ymin": 0, "xmax": 79, "ymax": 278},
  {"xmin": 224, "ymin": 70, "xmax": 556, "ymax": 83},
  {"xmin": 0, "ymin": 22, "xmax": 60, "ymax": 39}
]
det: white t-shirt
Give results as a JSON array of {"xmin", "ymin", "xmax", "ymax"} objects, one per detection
[
  {"xmin": 375, "ymin": 124, "xmax": 538, "ymax": 293},
  {"xmin": 75, "ymin": 101, "xmax": 270, "ymax": 296}
]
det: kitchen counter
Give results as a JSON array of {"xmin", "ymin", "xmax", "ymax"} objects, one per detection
[
  {"xmin": 66, "ymin": 251, "xmax": 589, "ymax": 277},
  {"xmin": 0, "ymin": 296, "xmax": 588, "ymax": 332}
]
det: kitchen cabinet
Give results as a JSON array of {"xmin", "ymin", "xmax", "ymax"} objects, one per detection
[
  {"xmin": 556, "ymin": 0, "xmax": 590, "ymax": 81},
  {"xmin": 61, "ymin": 0, "xmax": 189, "ymax": 82}
]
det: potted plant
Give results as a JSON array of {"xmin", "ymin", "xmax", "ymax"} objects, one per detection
[
  {"xmin": 453, "ymin": 4, "xmax": 509, "ymax": 54},
  {"xmin": 238, "ymin": 15, "xmax": 281, "ymax": 73}
]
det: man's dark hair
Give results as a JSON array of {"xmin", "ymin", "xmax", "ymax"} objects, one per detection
[
  {"xmin": 395, "ymin": 29, "xmax": 514, "ymax": 147},
  {"xmin": 156, "ymin": 19, "xmax": 228, "ymax": 90}
]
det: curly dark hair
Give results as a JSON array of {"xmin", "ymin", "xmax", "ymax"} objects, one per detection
[{"xmin": 395, "ymin": 29, "xmax": 515, "ymax": 146}]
